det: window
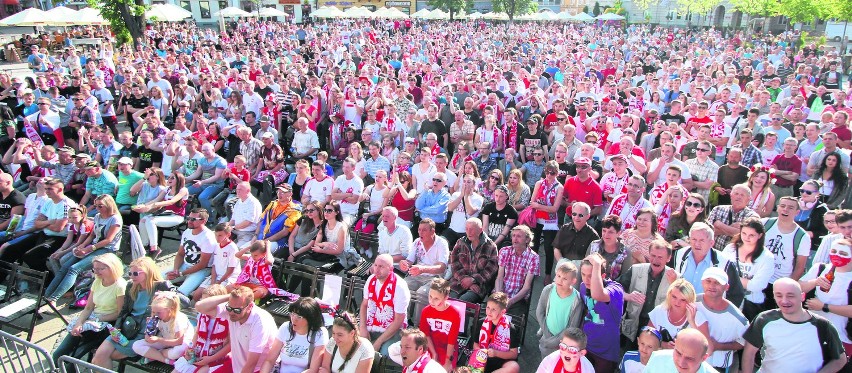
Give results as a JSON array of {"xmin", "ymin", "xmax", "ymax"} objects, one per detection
[
  {"xmin": 180, "ymin": 0, "xmax": 191, "ymax": 13},
  {"xmin": 200, "ymin": 1, "xmax": 211, "ymax": 18}
]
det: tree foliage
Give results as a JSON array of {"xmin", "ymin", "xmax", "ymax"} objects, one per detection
[
  {"xmin": 674, "ymin": 0, "xmax": 722, "ymax": 16},
  {"xmin": 592, "ymin": 1, "xmax": 601, "ymax": 16},
  {"xmin": 87, "ymin": 0, "xmax": 146, "ymax": 47},
  {"xmin": 427, "ymin": 0, "xmax": 472, "ymax": 20},
  {"xmin": 728, "ymin": 0, "xmax": 777, "ymax": 17},
  {"xmin": 492, "ymin": 0, "xmax": 536, "ymax": 21}
]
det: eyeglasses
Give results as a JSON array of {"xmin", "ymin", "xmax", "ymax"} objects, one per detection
[
  {"xmin": 696, "ymin": 148, "xmax": 711, "ymax": 152},
  {"xmin": 684, "ymin": 201, "xmax": 703, "ymax": 208},
  {"xmin": 432, "ymin": 178, "xmax": 445, "ymax": 183},
  {"xmin": 225, "ymin": 305, "xmax": 247, "ymax": 314},
  {"xmin": 187, "ymin": 217, "xmax": 204, "ymax": 222},
  {"xmin": 37, "ymin": 103, "xmax": 49, "ymax": 106},
  {"xmin": 533, "ymin": 153, "xmax": 544, "ymax": 157},
  {"xmin": 572, "ymin": 212, "xmax": 586, "ymax": 218},
  {"xmin": 304, "ymin": 208, "xmax": 317, "ymax": 213},
  {"xmin": 558, "ymin": 343, "xmax": 581, "ymax": 354},
  {"xmin": 557, "ymin": 117, "xmax": 567, "ymax": 121},
  {"xmin": 576, "ymin": 164, "xmax": 590, "ymax": 169},
  {"xmin": 800, "ymin": 189, "xmax": 817, "ymax": 195}
]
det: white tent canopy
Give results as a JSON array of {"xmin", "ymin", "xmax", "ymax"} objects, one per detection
[
  {"xmin": 556, "ymin": 11, "xmax": 573, "ymax": 20},
  {"xmin": 0, "ymin": 8, "xmax": 49, "ymax": 26},
  {"xmin": 146, "ymin": 3, "xmax": 192, "ymax": 21},
  {"xmin": 258, "ymin": 7, "xmax": 288, "ymax": 17},
  {"xmin": 343, "ymin": 6, "xmax": 373, "ymax": 18},
  {"xmin": 77, "ymin": 8, "xmax": 110, "ymax": 25},
  {"xmin": 411, "ymin": 8, "xmax": 431, "ymax": 18},
  {"xmin": 596, "ymin": 12, "xmax": 625, "ymax": 20},
  {"xmin": 311, "ymin": 6, "xmax": 345, "ymax": 18},
  {"xmin": 425, "ymin": 9, "xmax": 448, "ymax": 20},
  {"xmin": 215, "ymin": 6, "xmax": 251, "ymax": 18},
  {"xmin": 573, "ymin": 12, "xmax": 595, "ymax": 22},
  {"xmin": 44, "ymin": 6, "xmax": 81, "ymax": 26},
  {"xmin": 385, "ymin": 7, "xmax": 408, "ymax": 19},
  {"xmin": 466, "ymin": 11, "xmax": 483, "ymax": 19}
]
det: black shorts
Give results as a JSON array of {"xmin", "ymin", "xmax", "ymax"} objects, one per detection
[
  {"xmin": 61, "ymin": 126, "xmax": 78, "ymax": 140},
  {"xmin": 484, "ymin": 357, "xmax": 514, "ymax": 373}
]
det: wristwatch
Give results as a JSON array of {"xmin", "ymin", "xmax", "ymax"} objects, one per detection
[{"xmin": 823, "ymin": 304, "xmax": 830, "ymax": 313}]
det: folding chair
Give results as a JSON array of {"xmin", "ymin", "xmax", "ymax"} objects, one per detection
[
  {"xmin": 449, "ymin": 299, "xmax": 481, "ymax": 365},
  {"xmin": 263, "ymin": 261, "xmax": 319, "ymax": 319},
  {"xmin": 0, "ymin": 264, "xmax": 66, "ymax": 341}
]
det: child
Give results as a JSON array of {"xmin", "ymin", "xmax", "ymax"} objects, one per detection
[
  {"xmin": 419, "ymin": 278, "xmax": 461, "ymax": 372},
  {"xmin": 535, "ymin": 328, "xmax": 595, "ymax": 373},
  {"xmin": 132, "ymin": 292, "xmax": 195, "ymax": 364},
  {"xmin": 316, "ymin": 151, "xmax": 334, "ymax": 176},
  {"xmin": 191, "ymin": 223, "xmax": 240, "ymax": 303},
  {"xmin": 174, "ymin": 285, "xmax": 231, "ymax": 373},
  {"xmin": 231, "ymin": 240, "xmax": 281, "ymax": 300},
  {"xmin": 214, "ymin": 155, "xmax": 250, "ymax": 223},
  {"xmin": 618, "ymin": 326, "xmax": 663, "ymax": 373},
  {"xmin": 474, "ymin": 292, "xmax": 520, "ymax": 373}
]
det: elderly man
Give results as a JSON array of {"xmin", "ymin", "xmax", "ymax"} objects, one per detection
[
  {"xmin": 707, "ymin": 184, "xmax": 760, "ymax": 250},
  {"xmin": 230, "ymin": 182, "xmax": 262, "ymax": 247},
  {"xmin": 401, "ymin": 218, "xmax": 450, "ymax": 326},
  {"xmin": 449, "ymin": 218, "xmax": 498, "ymax": 303},
  {"xmin": 415, "ymin": 172, "xmax": 452, "ymax": 228},
  {"xmin": 643, "ymin": 329, "xmax": 718, "ymax": 373},
  {"xmin": 495, "ymin": 225, "xmax": 540, "ymax": 315},
  {"xmin": 360, "ymin": 254, "xmax": 411, "ymax": 355},
  {"xmin": 195, "ymin": 286, "xmax": 277, "ymax": 373},
  {"xmin": 258, "ymin": 184, "xmax": 302, "ymax": 257},
  {"xmin": 696, "ymin": 267, "xmax": 748, "ymax": 372},
  {"xmin": 618, "ymin": 240, "xmax": 679, "ymax": 346},
  {"xmin": 290, "ymin": 117, "xmax": 319, "ymax": 162},
  {"xmin": 377, "ymin": 206, "xmax": 413, "ymax": 262},
  {"xmin": 741, "ymin": 278, "xmax": 847, "ymax": 373},
  {"xmin": 672, "ymin": 222, "xmax": 745, "ymax": 306},
  {"xmin": 554, "ymin": 202, "xmax": 600, "ymax": 262}
]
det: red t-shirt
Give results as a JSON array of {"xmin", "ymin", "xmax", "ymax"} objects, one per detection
[
  {"xmin": 831, "ymin": 126, "xmax": 852, "ymax": 143},
  {"xmin": 769, "ymin": 154, "xmax": 803, "ymax": 188},
  {"xmin": 228, "ymin": 166, "xmax": 250, "ymax": 191},
  {"xmin": 419, "ymin": 304, "xmax": 462, "ymax": 366},
  {"xmin": 564, "ymin": 176, "xmax": 603, "ymax": 212}
]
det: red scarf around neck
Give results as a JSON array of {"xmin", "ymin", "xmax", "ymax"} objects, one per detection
[{"xmin": 402, "ymin": 353, "xmax": 431, "ymax": 373}]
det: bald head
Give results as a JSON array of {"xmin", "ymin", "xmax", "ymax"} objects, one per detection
[
  {"xmin": 673, "ymin": 328, "xmax": 710, "ymax": 373},
  {"xmin": 376, "ymin": 254, "xmax": 393, "ymax": 267}
]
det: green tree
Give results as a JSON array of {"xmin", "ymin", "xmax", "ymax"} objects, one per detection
[
  {"xmin": 428, "ymin": 0, "xmax": 472, "ymax": 20},
  {"xmin": 87, "ymin": 0, "xmax": 146, "ymax": 46},
  {"xmin": 492, "ymin": 0, "xmax": 536, "ymax": 22},
  {"xmin": 592, "ymin": 1, "xmax": 601, "ymax": 16},
  {"xmin": 674, "ymin": 0, "xmax": 722, "ymax": 20},
  {"xmin": 582, "ymin": 5, "xmax": 589, "ymax": 13},
  {"xmin": 778, "ymin": 0, "xmax": 822, "ymax": 25}
]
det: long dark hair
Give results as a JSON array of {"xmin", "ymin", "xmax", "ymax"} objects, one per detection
[
  {"xmin": 731, "ymin": 217, "xmax": 766, "ymax": 262},
  {"xmin": 818, "ymin": 152, "xmax": 848, "ymax": 185},
  {"xmin": 668, "ymin": 193, "xmax": 707, "ymax": 228},
  {"xmin": 287, "ymin": 297, "xmax": 324, "ymax": 342},
  {"xmin": 333, "ymin": 312, "xmax": 361, "ymax": 372}
]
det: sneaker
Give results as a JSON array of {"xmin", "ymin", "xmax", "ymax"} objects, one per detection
[
  {"xmin": 365, "ymin": 250, "xmax": 373, "ymax": 259},
  {"xmin": 149, "ymin": 247, "xmax": 163, "ymax": 260}
]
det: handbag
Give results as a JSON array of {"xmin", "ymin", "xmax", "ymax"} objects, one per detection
[
  {"xmin": 119, "ymin": 314, "xmax": 143, "ymax": 339},
  {"xmin": 517, "ymin": 206, "xmax": 536, "ymax": 227}
]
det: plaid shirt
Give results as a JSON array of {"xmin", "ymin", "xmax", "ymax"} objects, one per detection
[
  {"xmin": 733, "ymin": 144, "xmax": 762, "ymax": 168},
  {"xmin": 239, "ymin": 138, "xmax": 264, "ymax": 169},
  {"xmin": 69, "ymin": 105, "xmax": 96, "ymax": 127},
  {"xmin": 684, "ymin": 157, "xmax": 720, "ymax": 201},
  {"xmin": 451, "ymin": 233, "xmax": 498, "ymax": 297},
  {"xmin": 707, "ymin": 205, "xmax": 760, "ymax": 251},
  {"xmin": 497, "ymin": 246, "xmax": 540, "ymax": 300}
]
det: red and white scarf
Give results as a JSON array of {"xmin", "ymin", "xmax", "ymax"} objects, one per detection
[
  {"xmin": 366, "ymin": 274, "xmax": 400, "ymax": 332},
  {"xmin": 235, "ymin": 258, "xmax": 298, "ymax": 298},
  {"xmin": 505, "ymin": 121, "xmax": 519, "ymax": 150},
  {"xmin": 402, "ymin": 353, "xmax": 432, "ymax": 373},
  {"xmin": 601, "ymin": 172, "xmax": 629, "ymax": 204},
  {"xmin": 478, "ymin": 315, "xmax": 512, "ymax": 352},
  {"xmin": 608, "ymin": 194, "xmax": 643, "ymax": 230}
]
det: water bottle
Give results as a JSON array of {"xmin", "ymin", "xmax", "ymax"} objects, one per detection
[{"xmin": 106, "ymin": 324, "xmax": 129, "ymax": 346}]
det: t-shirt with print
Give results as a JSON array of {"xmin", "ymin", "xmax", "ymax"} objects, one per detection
[
  {"xmin": 211, "ymin": 241, "xmax": 241, "ymax": 284},
  {"xmin": 197, "ymin": 156, "xmax": 227, "ymax": 187},
  {"xmin": 420, "ymin": 304, "xmax": 461, "ymax": 365},
  {"xmin": 480, "ymin": 202, "xmax": 518, "ymax": 241},
  {"xmin": 0, "ymin": 190, "xmax": 25, "ymax": 221},
  {"xmin": 761, "ymin": 217, "xmax": 811, "ymax": 282},
  {"xmin": 274, "ymin": 321, "xmax": 329, "ymax": 373},
  {"xmin": 580, "ymin": 280, "xmax": 624, "ymax": 362},
  {"xmin": 93, "ymin": 213, "xmax": 123, "ymax": 251},
  {"xmin": 136, "ymin": 145, "xmax": 163, "ymax": 171},
  {"xmin": 447, "ymin": 192, "xmax": 484, "ymax": 233},
  {"xmin": 180, "ymin": 152, "xmax": 204, "ymax": 178},
  {"xmin": 743, "ymin": 309, "xmax": 844, "ymax": 373},
  {"xmin": 180, "ymin": 227, "xmax": 217, "ymax": 267},
  {"xmin": 334, "ymin": 174, "xmax": 364, "ymax": 217}
]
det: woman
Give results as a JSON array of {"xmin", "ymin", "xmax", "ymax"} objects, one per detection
[
  {"xmin": 722, "ymin": 218, "xmax": 774, "ymax": 320},
  {"xmin": 149, "ymin": 86, "xmax": 168, "ymax": 119},
  {"xmin": 814, "ymin": 152, "xmax": 849, "ymax": 209},
  {"xmin": 654, "ymin": 185, "xmax": 686, "ymax": 237},
  {"xmin": 52, "ymin": 253, "xmax": 126, "ymax": 364},
  {"xmin": 645, "ymin": 92, "xmax": 665, "ymax": 115},
  {"xmin": 479, "ymin": 169, "xmax": 504, "ymax": 205},
  {"xmin": 587, "ymin": 215, "xmax": 633, "ymax": 279},
  {"xmin": 795, "ymin": 179, "xmax": 830, "ymax": 251},
  {"xmin": 506, "ymin": 168, "xmax": 531, "ymax": 212},
  {"xmin": 288, "ymin": 159, "xmax": 312, "ymax": 203},
  {"xmin": 647, "ymin": 279, "xmax": 710, "ymax": 349},
  {"xmin": 43, "ymin": 195, "xmax": 123, "ymax": 307},
  {"xmin": 354, "ymin": 170, "xmax": 389, "ymax": 250},
  {"xmin": 800, "ymin": 238, "xmax": 852, "ymax": 357},
  {"xmin": 383, "ymin": 170, "xmax": 416, "ymax": 227},
  {"xmin": 347, "ymin": 142, "xmax": 366, "ymax": 177},
  {"xmin": 531, "ymin": 161, "xmax": 564, "ymax": 284},
  {"xmin": 380, "ymin": 134, "xmax": 399, "ymax": 165},
  {"xmin": 450, "ymin": 142, "xmax": 473, "ymax": 175},
  {"xmin": 321, "ymin": 313, "xmax": 375, "ymax": 373},
  {"xmin": 133, "ymin": 171, "xmax": 189, "ymax": 257},
  {"xmin": 288, "ymin": 201, "xmax": 323, "ymax": 263},
  {"xmin": 297, "ymin": 201, "xmax": 355, "ymax": 272},
  {"xmin": 411, "ymin": 150, "xmax": 436, "ymax": 194},
  {"xmin": 620, "ymin": 208, "xmax": 664, "ymax": 264},
  {"xmin": 337, "ymin": 128, "xmax": 357, "ymax": 160},
  {"xmin": 92, "ymin": 257, "xmax": 184, "ymax": 367},
  {"xmin": 225, "ymin": 91, "xmax": 244, "ymax": 120},
  {"xmin": 474, "ymin": 114, "xmax": 503, "ymax": 154},
  {"xmin": 746, "ymin": 166, "xmax": 776, "ymax": 217},
  {"xmin": 261, "ymin": 297, "xmax": 328, "ymax": 373},
  {"xmin": 535, "ymin": 260, "xmax": 584, "ymax": 358},
  {"xmin": 665, "ymin": 194, "xmax": 708, "ymax": 249},
  {"xmin": 206, "ymin": 123, "xmax": 226, "ymax": 158},
  {"xmin": 129, "ymin": 167, "xmax": 167, "ymax": 219},
  {"xmin": 47, "ymin": 205, "xmax": 94, "ymax": 276}
]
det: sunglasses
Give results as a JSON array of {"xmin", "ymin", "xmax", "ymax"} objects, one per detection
[
  {"xmin": 225, "ymin": 305, "xmax": 247, "ymax": 314},
  {"xmin": 534, "ymin": 153, "xmax": 544, "ymax": 157},
  {"xmin": 324, "ymin": 208, "xmax": 336, "ymax": 213},
  {"xmin": 547, "ymin": 170, "xmax": 558, "ymax": 175},
  {"xmin": 557, "ymin": 117, "xmax": 567, "ymax": 121},
  {"xmin": 696, "ymin": 148, "xmax": 711, "ymax": 152},
  {"xmin": 558, "ymin": 343, "xmax": 581, "ymax": 354},
  {"xmin": 572, "ymin": 212, "xmax": 586, "ymax": 218},
  {"xmin": 432, "ymin": 178, "xmax": 445, "ymax": 183},
  {"xmin": 129, "ymin": 271, "xmax": 143, "ymax": 277},
  {"xmin": 37, "ymin": 103, "xmax": 49, "ymax": 106},
  {"xmin": 799, "ymin": 189, "xmax": 817, "ymax": 195},
  {"xmin": 304, "ymin": 208, "xmax": 317, "ymax": 213},
  {"xmin": 685, "ymin": 201, "xmax": 703, "ymax": 208},
  {"xmin": 187, "ymin": 217, "xmax": 204, "ymax": 222},
  {"xmin": 489, "ymin": 175, "xmax": 500, "ymax": 180},
  {"xmin": 576, "ymin": 164, "xmax": 590, "ymax": 169}
]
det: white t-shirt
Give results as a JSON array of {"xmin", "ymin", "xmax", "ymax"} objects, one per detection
[
  {"xmin": 231, "ymin": 196, "xmax": 262, "ymax": 233},
  {"xmin": 697, "ymin": 295, "xmax": 749, "ymax": 368},
  {"xmin": 406, "ymin": 236, "xmax": 450, "ymax": 266},
  {"xmin": 647, "ymin": 158, "xmax": 693, "ymax": 186},
  {"xmin": 324, "ymin": 337, "xmax": 375, "ymax": 373},
  {"xmin": 411, "ymin": 163, "xmax": 437, "ymax": 194},
  {"xmin": 211, "ymin": 241, "xmax": 241, "ymax": 284},
  {"xmin": 275, "ymin": 322, "xmax": 329, "ymax": 373},
  {"xmin": 158, "ymin": 311, "xmax": 194, "ymax": 343},
  {"xmin": 761, "ymin": 218, "xmax": 811, "ymax": 282},
  {"xmin": 303, "ymin": 176, "xmax": 334, "ymax": 204},
  {"xmin": 334, "ymin": 174, "xmax": 364, "ymax": 217},
  {"xmin": 648, "ymin": 304, "xmax": 708, "ymax": 342},
  {"xmin": 448, "ymin": 192, "xmax": 484, "ymax": 233},
  {"xmin": 180, "ymin": 227, "xmax": 217, "ymax": 267},
  {"xmin": 801, "ymin": 264, "xmax": 852, "ymax": 343},
  {"xmin": 377, "ymin": 224, "xmax": 413, "ymax": 259},
  {"xmin": 293, "ymin": 129, "xmax": 320, "ymax": 155}
]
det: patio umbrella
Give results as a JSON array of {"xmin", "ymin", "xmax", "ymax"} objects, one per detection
[
  {"xmin": 596, "ymin": 12, "xmax": 625, "ymax": 20},
  {"xmin": 215, "ymin": 6, "xmax": 251, "ymax": 18},
  {"xmin": 44, "ymin": 6, "xmax": 81, "ymax": 26},
  {"xmin": 411, "ymin": 9, "xmax": 431, "ymax": 18},
  {"xmin": 385, "ymin": 7, "xmax": 408, "ymax": 19},
  {"xmin": 146, "ymin": 3, "xmax": 192, "ymax": 21},
  {"xmin": 258, "ymin": 7, "xmax": 288, "ymax": 17},
  {"xmin": 77, "ymin": 7, "xmax": 110, "ymax": 26},
  {"xmin": 573, "ymin": 12, "xmax": 595, "ymax": 22},
  {"xmin": 312, "ymin": 6, "xmax": 345, "ymax": 18},
  {"xmin": 466, "ymin": 11, "xmax": 483, "ymax": 19},
  {"xmin": 0, "ymin": 8, "xmax": 49, "ymax": 26}
]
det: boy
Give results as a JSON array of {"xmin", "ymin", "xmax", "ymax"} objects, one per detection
[
  {"xmin": 536, "ymin": 328, "xmax": 595, "ymax": 373},
  {"xmin": 474, "ymin": 292, "xmax": 520, "ymax": 373},
  {"xmin": 191, "ymin": 223, "xmax": 240, "ymax": 303},
  {"xmin": 419, "ymin": 278, "xmax": 461, "ymax": 372}
]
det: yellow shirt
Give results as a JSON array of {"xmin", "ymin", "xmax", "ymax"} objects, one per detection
[{"xmin": 91, "ymin": 277, "xmax": 127, "ymax": 317}]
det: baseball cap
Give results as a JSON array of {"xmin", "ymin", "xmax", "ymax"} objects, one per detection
[
  {"xmin": 84, "ymin": 161, "xmax": 100, "ymax": 168},
  {"xmin": 117, "ymin": 157, "xmax": 133, "ymax": 165},
  {"xmin": 277, "ymin": 183, "xmax": 292, "ymax": 192},
  {"xmin": 74, "ymin": 153, "xmax": 91, "ymax": 159},
  {"xmin": 701, "ymin": 267, "xmax": 728, "ymax": 286},
  {"xmin": 261, "ymin": 132, "xmax": 274, "ymax": 139},
  {"xmin": 57, "ymin": 146, "xmax": 75, "ymax": 154},
  {"xmin": 260, "ymin": 115, "xmax": 271, "ymax": 122},
  {"xmin": 575, "ymin": 157, "xmax": 592, "ymax": 165},
  {"xmin": 610, "ymin": 154, "xmax": 627, "ymax": 163}
]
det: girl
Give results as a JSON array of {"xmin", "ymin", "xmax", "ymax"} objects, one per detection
[
  {"xmin": 233, "ymin": 240, "xmax": 279, "ymax": 300},
  {"xmin": 297, "ymin": 201, "xmax": 352, "ymax": 272},
  {"xmin": 479, "ymin": 169, "xmax": 504, "ymax": 205},
  {"xmin": 192, "ymin": 224, "xmax": 240, "ymax": 303},
  {"xmin": 321, "ymin": 313, "xmax": 374, "ymax": 373},
  {"xmin": 653, "ymin": 185, "xmax": 686, "ymax": 237},
  {"xmin": 746, "ymin": 166, "xmax": 776, "ymax": 218},
  {"xmin": 47, "ymin": 205, "xmax": 94, "ymax": 275},
  {"xmin": 132, "ymin": 292, "xmax": 194, "ymax": 364},
  {"xmin": 383, "ymin": 170, "xmax": 416, "ymax": 227},
  {"xmin": 261, "ymin": 297, "xmax": 328, "ymax": 373},
  {"xmin": 289, "ymin": 201, "xmax": 323, "ymax": 263},
  {"xmin": 506, "ymin": 169, "xmax": 531, "ymax": 212},
  {"xmin": 174, "ymin": 285, "xmax": 231, "ymax": 373},
  {"xmin": 665, "ymin": 194, "xmax": 708, "ymax": 249},
  {"xmin": 722, "ymin": 218, "xmax": 774, "ymax": 320},
  {"xmin": 530, "ymin": 161, "xmax": 564, "ymax": 285},
  {"xmin": 474, "ymin": 114, "xmax": 503, "ymax": 154},
  {"xmin": 355, "ymin": 170, "xmax": 389, "ymax": 252},
  {"xmin": 814, "ymin": 152, "xmax": 849, "ymax": 209}
]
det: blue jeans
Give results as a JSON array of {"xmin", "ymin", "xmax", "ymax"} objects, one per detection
[
  {"xmin": 44, "ymin": 248, "xmax": 111, "ymax": 301},
  {"xmin": 161, "ymin": 262, "xmax": 211, "ymax": 296},
  {"xmin": 187, "ymin": 184, "xmax": 224, "ymax": 212}
]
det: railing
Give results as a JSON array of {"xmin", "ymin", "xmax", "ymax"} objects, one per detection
[
  {"xmin": 58, "ymin": 355, "xmax": 117, "ymax": 373},
  {"xmin": 0, "ymin": 329, "xmax": 56, "ymax": 373}
]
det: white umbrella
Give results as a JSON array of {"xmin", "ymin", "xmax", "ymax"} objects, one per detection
[
  {"xmin": 573, "ymin": 12, "xmax": 595, "ymax": 22},
  {"xmin": 343, "ymin": 6, "xmax": 373, "ymax": 18},
  {"xmin": 466, "ymin": 11, "xmax": 483, "ymax": 19},
  {"xmin": 411, "ymin": 9, "xmax": 431, "ymax": 18},
  {"xmin": 44, "ymin": 6, "xmax": 81, "ymax": 26},
  {"xmin": 312, "ymin": 6, "xmax": 345, "ymax": 18},
  {"xmin": 385, "ymin": 7, "xmax": 409, "ymax": 19},
  {"xmin": 77, "ymin": 7, "xmax": 110, "ymax": 25},
  {"xmin": 215, "ymin": 6, "xmax": 251, "ymax": 18},
  {"xmin": 258, "ymin": 7, "xmax": 288, "ymax": 17},
  {"xmin": 556, "ymin": 11, "xmax": 573, "ymax": 21},
  {"xmin": 596, "ymin": 12, "xmax": 625, "ymax": 20},
  {"xmin": 483, "ymin": 11, "xmax": 509, "ymax": 20},
  {"xmin": 372, "ymin": 6, "xmax": 390, "ymax": 17},
  {"xmin": 0, "ymin": 8, "xmax": 49, "ymax": 26},
  {"xmin": 537, "ymin": 10, "xmax": 557, "ymax": 21},
  {"xmin": 425, "ymin": 9, "xmax": 448, "ymax": 20},
  {"xmin": 146, "ymin": 3, "xmax": 192, "ymax": 21}
]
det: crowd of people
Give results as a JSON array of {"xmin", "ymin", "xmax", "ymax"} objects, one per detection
[{"xmin": 1, "ymin": 15, "xmax": 852, "ymax": 373}]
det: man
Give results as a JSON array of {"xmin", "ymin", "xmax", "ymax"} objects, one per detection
[
  {"xmin": 195, "ymin": 286, "xmax": 277, "ymax": 373},
  {"xmin": 473, "ymin": 141, "xmax": 498, "ymax": 177},
  {"xmin": 672, "ymin": 222, "xmax": 745, "ymax": 306},
  {"xmin": 66, "ymin": 92, "xmax": 97, "ymax": 149},
  {"xmin": 0, "ymin": 171, "xmax": 24, "ymax": 235},
  {"xmin": 419, "ymin": 103, "xmax": 448, "ymax": 149},
  {"xmin": 0, "ymin": 177, "xmax": 72, "ymax": 266},
  {"xmin": 449, "ymin": 218, "xmax": 498, "ymax": 303},
  {"xmin": 707, "ymin": 184, "xmax": 760, "ymax": 251},
  {"xmin": 258, "ymin": 184, "xmax": 301, "ymax": 257},
  {"xmin": 443, "ymin": 175, "xmax": 484, "ymax": 245},
  {"xmin": 481, "ymin": 185, "xmax": 518, "ymax": 248},
  {"xmin": 418, "ymin": 279, "xmax": 460, "ymax": 372},
  {"xmin": 238, "ymin": 126, "xmax": 263, "ymax": 173},
  {"xmin": 90, "ymin": 77, "xmax": 117, "ymax": 138},
  {"xmin": 618, "ymin": 240, "xmax": 678, "ymax": 346},
  {"xmin": 360, "ymin": 254, "xmax": 410, "ymax": 355},
  {"xmin": 649, "ymin": 165, "xmax": 686, "ymax": 206},
  {"xmin": 684, "ymin": 140, "xmax": 719, "ymax": 202},
  {"xmin": 26, "ymin": 97, "xmax": 63, "ymax": 147},
  {"xmin": 301, "ymin": 160, "xmax": 333, "ymax": 205},
  {"xmin": 79, "ymin": 161, "xmax": 118, "ymax": 210},
  {"xmin": 642, "ymin": 328, "xmax": 718, "ymax": 373},
  {"xmin": 741, "ymin": 278, "xmax": 847, "ymax": 373},
  {"xmin": 535, "ymin": 328, "xmax": 596, "ymax": 373},
  {"xmin": 606, "ymin": 175, "xmax": 652, "ymax": 230},
  {"xmin": 808, "ymin": 132, "xmax": 851, "ymax": 177},
  {"xmin": 187, "ymin": 143, "xmax": 227, "ymax": 213},
  {"xmin": 647, "ymin": 143, "xmax": 693, "ymax": 188},
  {"xmin": 579, "ymin": 253, "xmax": 624, "ymax": 372},
  {"xmin": 391, "ymin": 328, "xmax": 447, "ymax": 373},
  {"xmin": 166, "ymin": 208, "xmax": 215, "ymax": 296},
  {"xmin": 554, "ymin": 202, "xmax": 600, "ymax": 262},
  {"xmin": 769, "ymin": 138, "xmax": 802, "ymax": 200},
  {"xmin": 796, "ymin": 124, "xmax": 824, "ymax": 190},
  {"xmin": 402, "ymin": 218, "xmax": 449, "ymax": 323},
  {"xmin": 290, "ymin": 117, "xmax": 319, "ymax": 162},
  {"xmin": 415, "ymin": 173, "xmax": 451, "ymax": 227},
  {"xmin": 114, "ymin": 157, "xmax": 142, "ymax": 212},
  {"xmin": 763, "ymin": 197, "xmax": 811, "ymax": 300},
  {"xmin": 563, "ymin": 157, "xmax": 603, "ymax": 217},
  {"xmin": 230, "ymin": 182, "xmax": 262, "ymax": 247},
  {"xmin": 696, "ymin": 267, "xmax": 748, "ymax": 372},
  {"xmin": 377, "ymin": 207, "xmax": 413, "ymax": 262},
  {"xmin": 494, "ymin": 224, "xmax": 540, "ymax": 315},
  {"xmin": 361, "ymin": 141, "xmax": 391, "ymax": 182},
  {"xmin": 331, "ymin": 158, "xmax": 364, "ymax": 226}
]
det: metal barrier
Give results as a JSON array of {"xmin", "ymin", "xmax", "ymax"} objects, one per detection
[
  {"xmin": 58, "ymin": 355, "xmax": 117, "ymax": 373},
  {"xmin": 0, "ymin": 329, "xmax": 56, "ymax": 373}
]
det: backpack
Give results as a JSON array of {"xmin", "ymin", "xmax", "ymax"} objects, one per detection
[{"xmin": 763, "ymin": 218, "xmax": 807, "ymax": 258}]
